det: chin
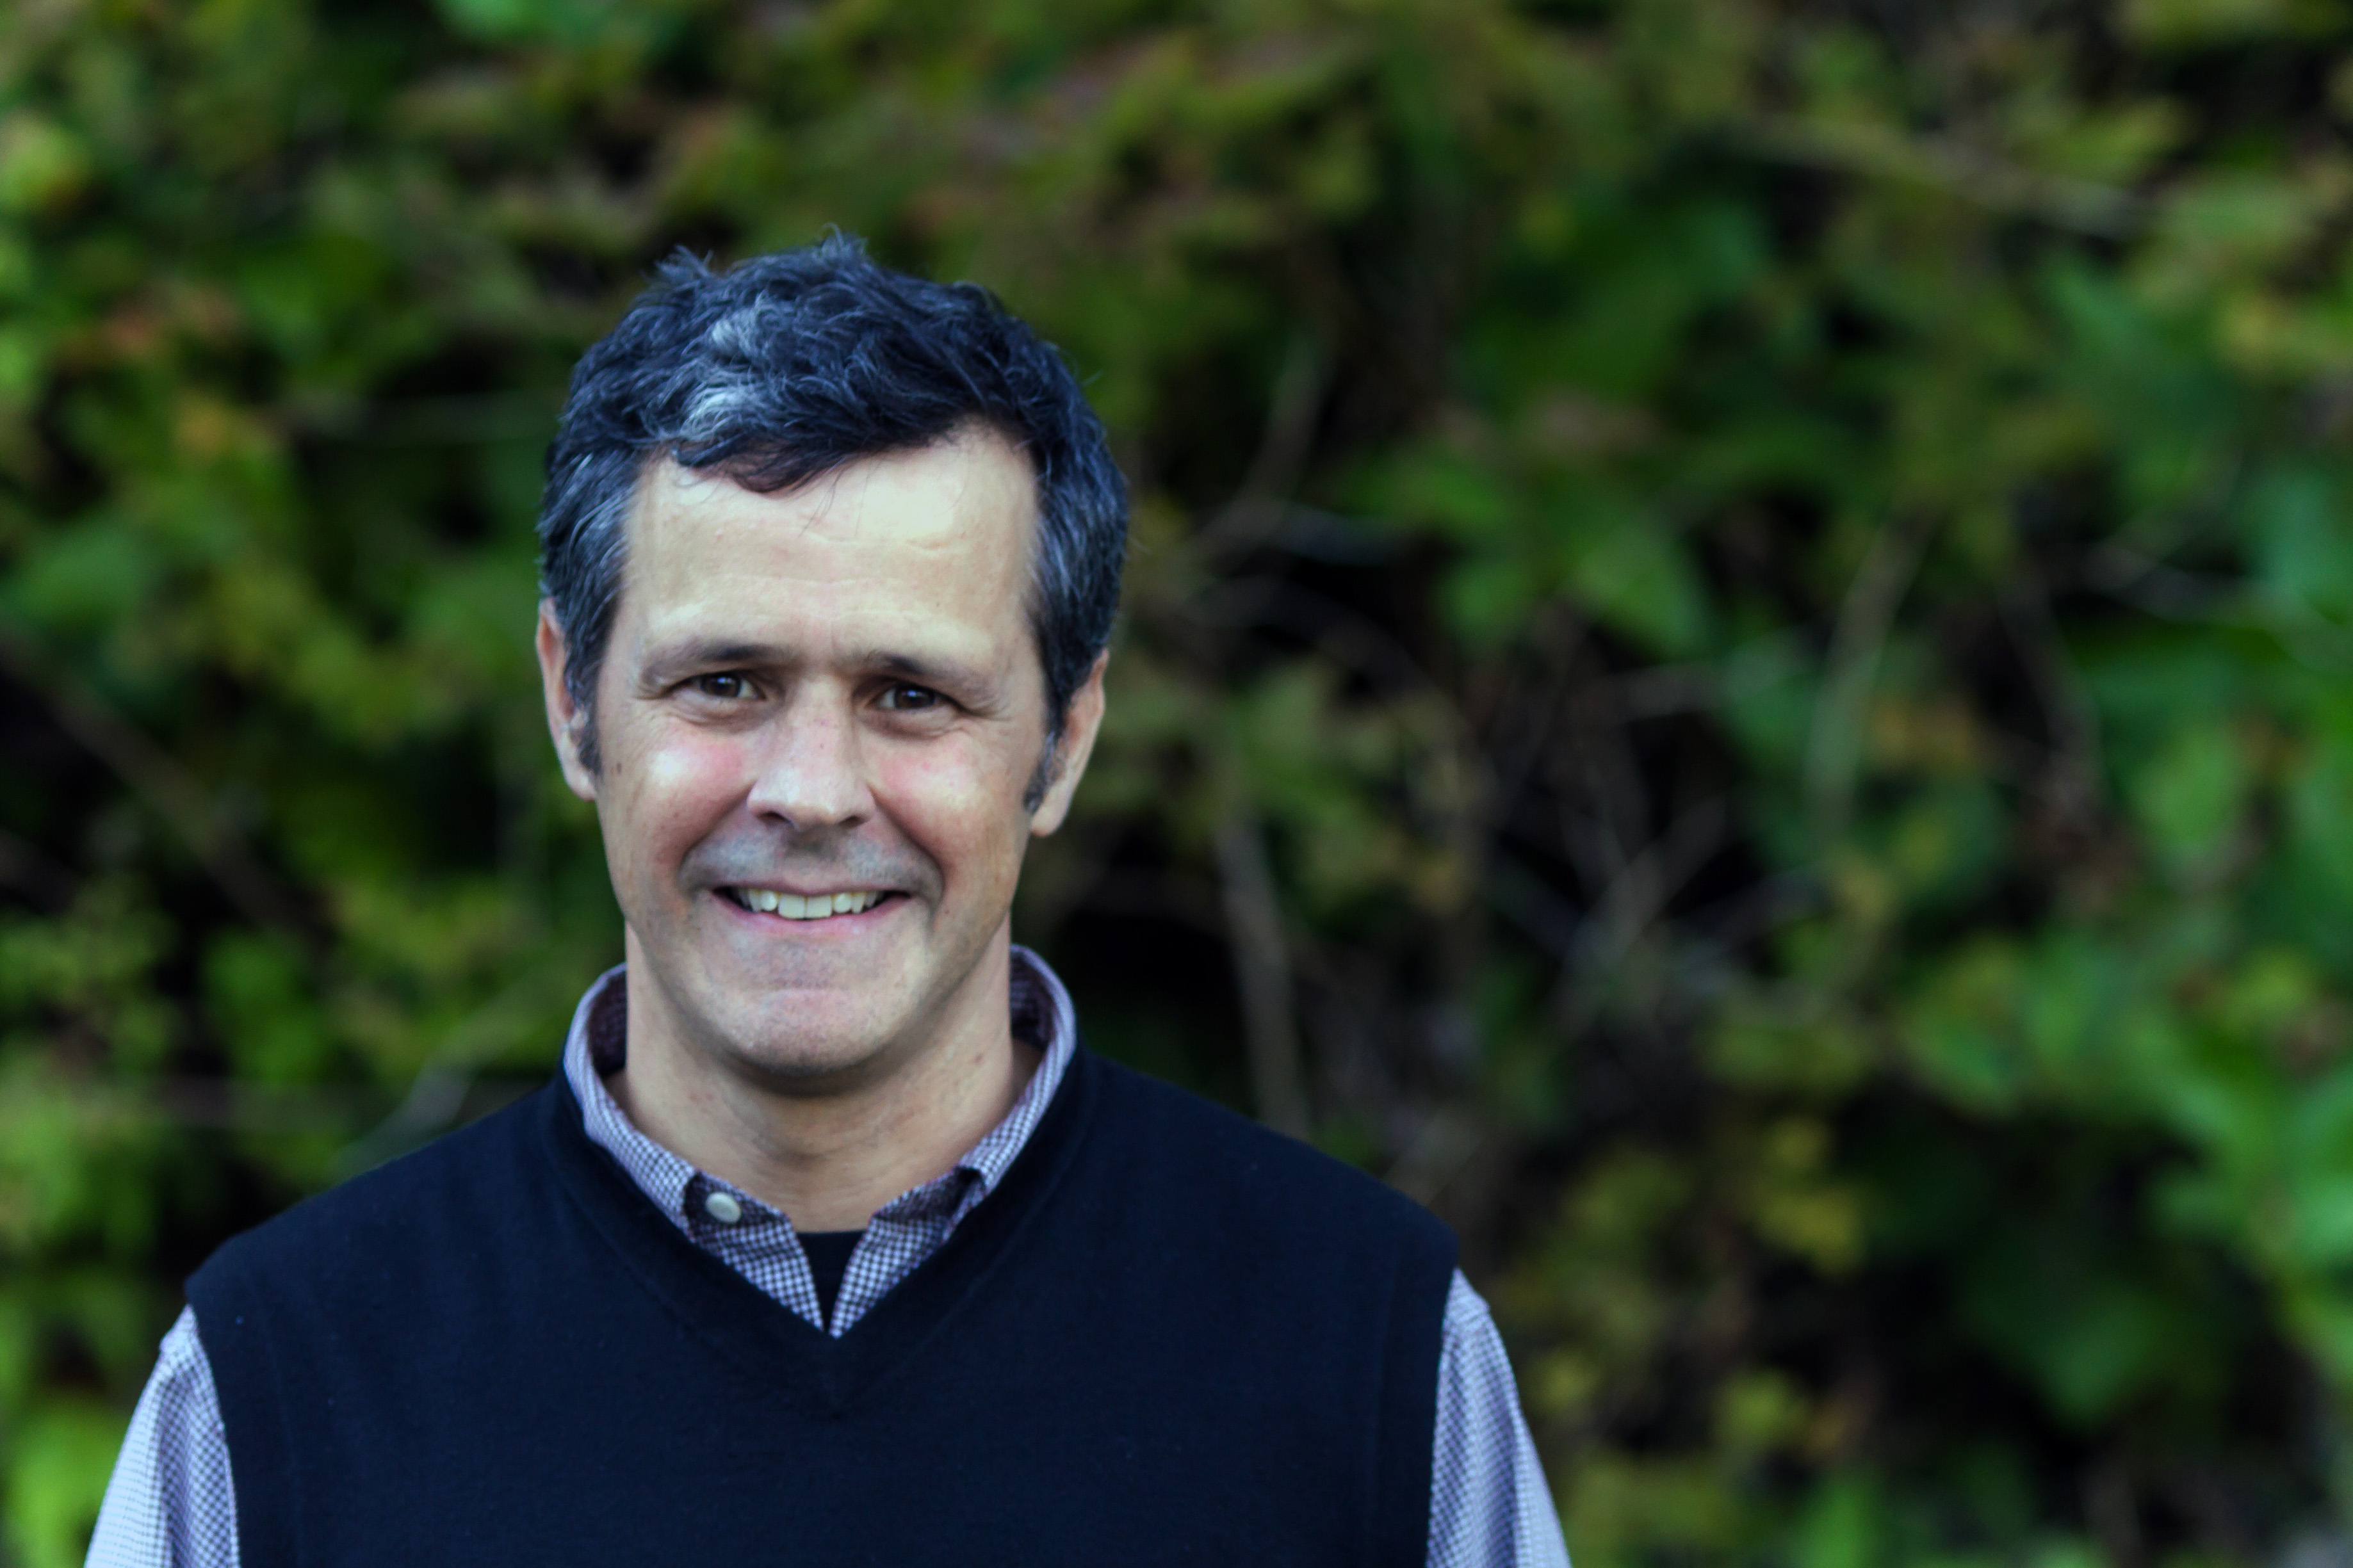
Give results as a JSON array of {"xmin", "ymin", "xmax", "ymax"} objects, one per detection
[
  {"xmin": 732, "ymin": 1041, "xmax": 883, "ymax": 1085},
  {"xmin": 707, "ymin": 998, "xmax": 904, "ymax": 1087}
]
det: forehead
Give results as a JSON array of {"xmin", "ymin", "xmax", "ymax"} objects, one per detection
[{"xmin": 617, "ymin": 432, "xmax": 1039, "ymax": 658}]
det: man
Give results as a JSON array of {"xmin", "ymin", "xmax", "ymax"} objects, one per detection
[{"xmin": 90, "ymin": 238, "xmax": 1570, "ymax": 1566}]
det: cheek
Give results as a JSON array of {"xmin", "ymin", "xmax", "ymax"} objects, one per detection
[
  {"xmin": 608, "ymin": 725, "xmax": 753, "ymax": 869},
  {"xmin": 872, "ymin": 736, "xmax": 1027, "ymax": 885}
]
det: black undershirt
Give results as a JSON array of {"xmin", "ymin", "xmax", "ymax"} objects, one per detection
[{"xmin": 799, "ymin": 1229, "xmax": 862, "ymax": 1325}]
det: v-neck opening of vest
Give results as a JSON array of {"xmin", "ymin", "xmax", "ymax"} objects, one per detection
[{"xmin": 539, "ymin": 1046, "xmax": 1100, "ymax": 1414}]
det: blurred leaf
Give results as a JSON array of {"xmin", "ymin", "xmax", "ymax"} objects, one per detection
[
  {"xmin": 3, "ymin": 1399, "xmax": 124, "ymax": 1568},
  {"xmin": 10, "ymin": 0, "xmax": 2353, "ymax": 1556}
]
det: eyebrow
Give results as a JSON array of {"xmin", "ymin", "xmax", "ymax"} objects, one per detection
[
  {"xmin": 868, "ymin": 650, "xmax": 992, "ymax": 693},
  {"xmin": 637, "ymin": 639, "xmax": 792, "ymax": 683}
]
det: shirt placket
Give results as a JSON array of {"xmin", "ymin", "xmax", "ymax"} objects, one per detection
[
  {"xmin": 830, "ymin": 1171, "xmax": 973, "ymax": 1334},
  {"xmin": 685, "ymin": 1174, "xmax": 826, "ymax": 1330}
]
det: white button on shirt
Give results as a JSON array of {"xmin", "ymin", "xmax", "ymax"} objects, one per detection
[{"xmin": 87, "ymin": 948, "xmax": 1570, "ymax": 1568}]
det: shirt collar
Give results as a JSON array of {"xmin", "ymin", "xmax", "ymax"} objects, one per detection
[{"xmin": 558, "ymin": 947, "xmax": 1079, "ymax": 1234}]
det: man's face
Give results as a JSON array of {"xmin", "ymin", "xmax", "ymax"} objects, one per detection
[{"xmin": 537, "ymin": 430, "xmax": 1103, "ymax": 1088}]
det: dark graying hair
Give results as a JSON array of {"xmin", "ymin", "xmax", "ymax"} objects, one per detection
[{"xmin": 537, "ymin": 236, "xmax": 1128, "ymax": 800}]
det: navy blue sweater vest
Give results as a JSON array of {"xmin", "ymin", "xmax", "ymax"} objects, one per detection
[{"xmin": 188, "ymin": 1047, "xmax": 1458, "ymax": 1566}]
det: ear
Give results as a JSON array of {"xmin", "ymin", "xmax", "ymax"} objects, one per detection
[
  {"xmin": 1028, "ymin": 652, "xmax": 1109, "ymax": 837},
  {"xmin": 536, "ymin": 602, "xmax": 599, "ymax": 802}
]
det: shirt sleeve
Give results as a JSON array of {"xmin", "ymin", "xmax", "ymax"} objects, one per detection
[
  {"xmin": 1428, "ymin": 1269, "xmax": 1571, "ymax": 1568},
  {"xmin": 86, "ymin": 1305, "xmax": 241, "ymax": 1568}
]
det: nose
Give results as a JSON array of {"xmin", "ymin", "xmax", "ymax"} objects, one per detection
[{"xmin": 744, "ymin": 687, "xmax": 875, "ymax": 832}]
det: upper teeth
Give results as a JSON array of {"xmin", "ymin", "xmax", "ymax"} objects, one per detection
[{"xmin": 733, "ymin": 889, "xmax": 883, "ymax": 919}]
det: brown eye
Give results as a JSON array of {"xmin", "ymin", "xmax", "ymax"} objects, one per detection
[
  {"xmin": 878, "ymin": 684, "xmax": 941, "ymax": 712},
  {"xmin": 694, "ymin": 673, "xmax": 752, "ymax": 700}
]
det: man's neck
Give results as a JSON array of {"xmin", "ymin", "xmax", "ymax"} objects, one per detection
[{"xmin": 607, "ymin": 936, "xmax": 1041, "ymax": 1232}]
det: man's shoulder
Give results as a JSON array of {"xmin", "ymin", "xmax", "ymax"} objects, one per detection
[
  {"xmin": 1078, "ymin": 1049, "xmax": 1456, "ymax": 1261},
  {"xmin": 193, "ymin": 1079, "xmax": 564, "ymax": 1296}
]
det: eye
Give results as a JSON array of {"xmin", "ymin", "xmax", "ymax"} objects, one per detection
[
  {"xmin": 691, "ymin": 672, "xmax": 754, "ymax": 700},
  {"xmin": 877, "ymin": 683, "xmax": 944, "ymax": 712}
]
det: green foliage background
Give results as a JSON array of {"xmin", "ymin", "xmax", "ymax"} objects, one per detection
[{"xmin": 8, "ymin": 0, "xmax": 2353, "ymax": 1561}]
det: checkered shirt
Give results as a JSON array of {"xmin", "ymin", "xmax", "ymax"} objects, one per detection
[{"xmin": 88, "ymin": 947, "xmax": 1568, "ymax": 1567}]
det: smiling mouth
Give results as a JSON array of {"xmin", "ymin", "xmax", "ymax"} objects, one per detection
[{"xmin": 721, "ymin": 887, "xmax": 890, "ymax": 921}]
